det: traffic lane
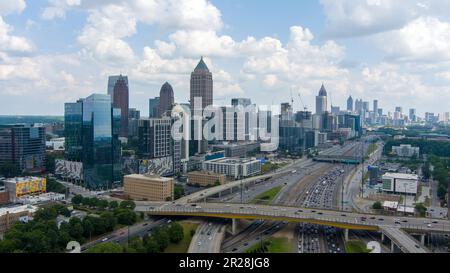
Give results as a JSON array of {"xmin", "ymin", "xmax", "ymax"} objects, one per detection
[{"xmin": 149, "ymin": 203, "xmax": 450, "ymax": 233}]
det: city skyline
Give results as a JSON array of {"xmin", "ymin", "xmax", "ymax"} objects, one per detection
[{"xmin": 1, "ymin": 0, "xmax": 450, "ymax": 116}]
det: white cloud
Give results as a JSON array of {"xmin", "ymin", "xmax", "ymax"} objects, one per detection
[
  {"xmin": 0, "ymin": 17, "xmax": 34, "ymax": 53},
  {"xmin": 376, "ymin": 17, "xmax": 450, "ymax": 62},
  {"xmin": 77, "ymin": 4, "xmax": 136, "ymax": 63},
  {"xmin": 0, "ymin": 0, "xmax": 26, "ymax": 15}
]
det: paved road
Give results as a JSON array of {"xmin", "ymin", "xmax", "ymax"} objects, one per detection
[
  {"xmin": 189, "ymin": 222, "xmax": 225, "ymax": 253},
  {"xmin": 138, "ymin": 202, "xmax": 450, "ymax": 236},
  {"xmin": 381, "ymin": 226, "xmax": 429, "ymax": 253}
]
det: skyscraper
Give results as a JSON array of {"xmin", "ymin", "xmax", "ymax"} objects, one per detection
[
  {"xmin": 0, "ymin": 124, "xmax": 46, "ymax": 173},
  {"xmin": 108, "ymin": 75, "xmax": 129, "ymax": 138},
  {"xmin": 64, "ymin": 100, "xmax": 83, "ymax": 161},
  {"xmin": 347, "ymin": 96, "xmax": 353, "ymax": 112},
  {"xmin": 159, "ymin": 82, "xmax": 174, "ymax": 118},
  {"xmin": 65, "ymin": 94, "xmax": 122, "ymax": 190},
  {"xmin": 409, "ymin": 108, "xmax": 417, "ymax": 122},
  {"xmin": 315, "ymin": 84, "xmax": 327, "ymax": 115},
  {"xmin": 149, "ymin": 97, "xmax": 160, "ymax": 118},
  {"xmin": 189, "ymin": 57, "xmax": 213, "ymax": 155},
  {"xmin": 190, "ymin": 57, "xmax": 213, "ymax": 112},
  {"xmin": 373, "ymin": 100, "xmax": 379, "ymax": 116}
]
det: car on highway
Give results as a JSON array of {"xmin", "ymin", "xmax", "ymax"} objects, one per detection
[{"xmin": 101, "ymin": 237, "xmax": 108, "ymax": 242}]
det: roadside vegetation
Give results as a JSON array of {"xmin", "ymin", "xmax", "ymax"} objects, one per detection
[
  {"xmin": 251, "ymin": 186, "xmax": 283, "ymax": 205},
  {"xmin": 88, "ymin": 221, "xmax": 189, "ymax": 253},
  {"xmin": 0, "ymin": 199, "xmax": 137, "ymax": 253},
  {"xmin": 344, "ymin": 240, "xmax": 371, "ymax": 253},
  {"xmin": 246, "ymin": 237, "xmax": 292, "ymax": 253}
]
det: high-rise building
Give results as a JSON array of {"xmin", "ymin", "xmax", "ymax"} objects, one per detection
[
  {"xmin": 190, "ymin": 57, "xmax": 213, "ymax": 112},
  {"xmin": 395, "ymin": 106, "xmax": 403, "ymax": 114},
  {"xmin": 0, "ymin": 125, "xmax": 46, "ymax": 174},
  {"xmin": 108, "ymin": 75, "xmax": 129, "ymax": 138},
  {"xmin": 409, "ymin": 108, "xmax": 417, "ymax": 122},
  {"xmin": 65, "ymin": 94, "xmax": 122, "ymax": 190},
  {"xmin": 128, "ymin": 108, "xmax": 141, "ymax": 138},
  {"xmin": 315, "ymin": 84, "xmax": 327, "ymax": 115},
  {"xmin": 347, "ymin": 96, "xmax": 353, "ymax": 112},
  {"xmin": 373, "ymin": 100, "xmax": 379, "ymax": 116},
  {"xmin": 190, "ymin": 57, "xmax": 213, "ymax": 155},
  {"xmin": 149, "ymin": 97, "xmax": 160, "ymax": 118},
  {"xmin": 138, "ymin": 118, "xmax": 181, "ymax": 174},
  {"xmin": 159, "ymin": 82, "xmax": 174, "ymax": 118},
  {"xmin": 64, "ymin": 100, "xmax": 83, "ymax": 161}
]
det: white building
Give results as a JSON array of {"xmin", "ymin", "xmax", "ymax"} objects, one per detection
[
  {"xmin": 46, "ymin": 137, "xmax": 65, "ymax": 151},
  {"xmin": 392, "ymin": 144, "xmax": 420, "ymax": 157},
  {"xmin": 202, "ymin": 158, "xmax": 261, "ymax": 179},
  {"xmin": 382, "ymin": 173, "xmax": 419, "ymax": 195}
]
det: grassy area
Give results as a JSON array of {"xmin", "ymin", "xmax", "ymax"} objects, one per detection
[
  {"xmin": 261, "ymin": 162, "xmax": 287, "ymax": 174},
  {"xmin": 251, "ymin": 186, "xmax": 282, "ymax": 204},
  {"xmin": 164, "ymin": 222, "xmax": 199, "ymax": 253},
  {"xmin": 345, "ymin": 240, "xmax": 371, "ymax": 253},
  {"xmin": 246, "ymin": 237, "xmax": 293, "ymax": 253},
  {"xmin": 365, "ymin": 143, "xmax": 377, "ymax": 159}
]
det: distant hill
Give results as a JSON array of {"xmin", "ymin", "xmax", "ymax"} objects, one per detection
[{"xmin": 0, "ymin": 115, "xmax": 63, "ymax": 125}]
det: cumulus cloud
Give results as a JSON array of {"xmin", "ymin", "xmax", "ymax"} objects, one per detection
[
  {"xmin": 0, "ymin": 17, "xmax": 34, "ymax": 53},
  {"xmin": 375, "ymin": 17, "xmax": 450, "ymax": 62},
  {"xmin": 0, "ymin": 0, "xmax": 26, "ymax": 15}
]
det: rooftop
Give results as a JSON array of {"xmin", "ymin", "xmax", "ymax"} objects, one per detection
[
  {"xmin": 3, "ymin": 176, "xmax": 45, "ymax": 184},
  {"xmin": 194, "ymin": 57, "xmax": 210, "ymax": 72},
  {"xmin": 124, "ymin": 174, "xmax": 173, "ymax": 182},
  {"xmin": 206, "ymin": 157, "xmax": 261, "ymax": 164},
  {"xmin": 0, "ymin": 205, "xmax": 38, "ymax": 217},
  {"xmin": 382, "ymin": 172, "xmax": 419, "ymax": 180}
]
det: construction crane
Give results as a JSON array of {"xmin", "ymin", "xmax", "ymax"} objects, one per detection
[{"xmin": 297, "ymin": 90, "xmax": 308, "ymax": 111}]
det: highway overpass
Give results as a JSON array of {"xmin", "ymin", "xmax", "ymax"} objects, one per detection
[
  {"xmin": 136, "ymin": 202, "xmax": 450, "ymax": 253},
  {"xmin": 313, "ymin": 155, "xmax": 361, "ymax": 164}
]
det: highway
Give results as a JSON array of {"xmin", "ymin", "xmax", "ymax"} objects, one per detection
[
  {"xmin": 188, "ymin": 222, "xmax": 226, "ymax": 253},
  {"xmin": 137, "ymin": 201, "xmax": 450, "ymax": 253}
]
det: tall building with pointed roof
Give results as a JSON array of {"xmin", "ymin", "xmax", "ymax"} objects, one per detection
[
  {"xmin": 315, "ymin": 84, "xmax": 328, "ymax": 115},
  {"xmin": 190, "ymin": 57, "xmax": 213, "ymax": 113},
  {"xmin": 347, "ymin": 96, "xmax": 353, "ymax": 112}
]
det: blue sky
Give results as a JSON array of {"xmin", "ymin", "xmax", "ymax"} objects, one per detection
[{"xmin": 1, "ymin": 0, "xmax": 450, "ymax": 117}]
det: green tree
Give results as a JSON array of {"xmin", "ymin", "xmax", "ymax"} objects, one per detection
[
  {"xmin": 174, "ymin": 184, "xmax": 185, "ymax": 200},
  {"xmin": 415, "ymin": 203, "xmax": 427, "ymax": 217},
  {"xmin": 115, "ymin": 209, "xmax": 137, "ymax": 226},
  {"xmin": 119, "ymin": 200, "xmax": 136, "ymax": 210},
  {"xmin": 87, "ymin": 242, "xmax": 123, "ymax": 253},
  {"xmin": 108, "ymin": 200, "xmax": 119, "ymax": 210},
  {"xmin": 152, "ymin": 227, "xmax": 170, "ymax": 251},
  {"xmin": 372, "ymin": 201, "xmax": 383, "ymax": 210},
  {"xmin": 167, "ymin": 222, "xmax": 184, "ymax": 244},
  {"xmin": 71, "ymin": 194, "xmax": 83, "ymax": 205}
]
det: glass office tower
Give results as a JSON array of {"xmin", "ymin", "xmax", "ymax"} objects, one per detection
[
  {"xmin": 64, "ymin": 100, "xmax": 83, "ymax": 161},
  {"xmin": 65, "ymin": 94, "xmax": 121, "ymax": 190}
]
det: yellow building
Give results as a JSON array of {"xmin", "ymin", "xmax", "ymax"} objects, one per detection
[
  {"xmin": 3, "ymin": 177, "xmax": 46, "ymax": 202},
  {"xmin": 187, "ymin": 171, "xmax": 226, "ymax": 187},
  {"xmin": 124, "ymin": 174, "xmax": 173, "ymax": 201}
]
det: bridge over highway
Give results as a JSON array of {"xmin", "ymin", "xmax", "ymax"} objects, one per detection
[
  {"xmin": 313, "ymin": 155, "xmax": 361, "ymax": 164},
  {"xmin": 136, "ymin": 202, "xmax": 450, "ymax": 253}
]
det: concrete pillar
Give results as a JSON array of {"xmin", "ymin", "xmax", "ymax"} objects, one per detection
[
  {"xmin": 344, "ymin": 229, "xmax": 349, "ymax": 241},
  {"xmin": 420, "ymin": 234, "xmax": 426, "ymax": 245},
  {"xmin": 230, "ymin": 187, "xmax": 233, "ymax": 194},
  {"xmin": 218, "ymin": 191, "xmax": 221, "ymax": 198},
  {"xmin": 381, "ymin": 233, "xmax": 385, "ymax": 243},
  {"xmin": 390, "ymin": 241, "xmax": 395, "ymax": 253},
  {"xmin": 232, "ymin": 219, "xmax": 237, "ymax": 235}
]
